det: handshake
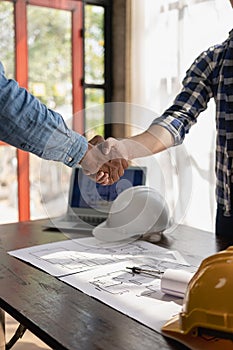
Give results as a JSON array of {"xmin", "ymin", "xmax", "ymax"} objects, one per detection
[
  {"xmin": 79, "ymin": 125, "xmax": 173, "ymax": 185},
  {"xmin": 80, "ymin": 135, "xmax": 130, "ymax": 185}
]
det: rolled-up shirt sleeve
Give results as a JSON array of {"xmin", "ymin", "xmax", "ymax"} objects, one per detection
[
  {"xmin": 150, "ymin": 115, "xmax": 185, "ymax": 146},
  {"xmin": 0, "ymin": 62, "xmax": 87, "ymax": 167},
  {"xmin": 151, "ymin": 47, "xmax": 215, "ymax": 146}
]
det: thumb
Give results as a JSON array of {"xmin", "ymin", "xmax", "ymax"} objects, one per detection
[{"xmin": 101, "ymin": 137, "xmax": 116, "ymax": 155}]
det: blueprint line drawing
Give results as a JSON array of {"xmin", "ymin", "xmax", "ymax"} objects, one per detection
[
  {"xmin": 8, "ymin": 236, "xmax": 203, "ymax": 333},
  {"xmin": 61, "ymin": 259, "xmax": 187, "ymax": 332},
  {"xmin": 8, "ymin": 237, "xmax": 193, "ymax": 277},
  {"xmin": 89, "ymin": 262, "xmax": 189, "ymax": 304}
]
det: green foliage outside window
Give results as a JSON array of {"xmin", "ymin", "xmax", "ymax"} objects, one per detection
[
  {"xmin": 85, "ymin": 5, "xmax": 104, "ymax": 85},
  {"xmin": 27, "ymin": 6, "xmax": 72, "ymax": 110},
  {"xmin": 85, "ymin": 5, "xmax": 105, "ymax": 137},
  {"xmin": 0, "ymin": 2, "xmax": 106, "ymax": 134},
  {"xmin": 0, "ymin": 2, "xmax": 14, "ymax": 77}
]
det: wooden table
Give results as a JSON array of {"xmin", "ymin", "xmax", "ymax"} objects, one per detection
[{"xmin": 0, "ymin": 219, "xmax": 232, "ymax": 350}]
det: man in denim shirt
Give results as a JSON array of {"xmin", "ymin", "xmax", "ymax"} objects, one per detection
[
  {"xmin": 0, "ymin": 61, "xmax": 127, "ymax": 185},
  {"xmin": 101, "ymin": 0, "xmax": 233, "ymax": 236}
]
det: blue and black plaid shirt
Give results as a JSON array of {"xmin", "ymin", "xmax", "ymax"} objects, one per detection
[{"xmin": 152, "ymin": 29, "xmax": 233, "ymax": 215}]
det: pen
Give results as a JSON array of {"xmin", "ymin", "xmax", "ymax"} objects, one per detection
[{"xmin": 126, "ymin": 266, "xmax": 164, "ymax": 277}]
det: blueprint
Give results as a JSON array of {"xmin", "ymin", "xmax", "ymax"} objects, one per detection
[
  {"xmin": 8, "ymin": 237, "xmax": 192, "ymax": 277},
  {"xmin": 61, "ymin": 259, "xmax": 188, "ymax": 331},
  {"xmin": 8, "ymin": 236, "xmax": 199, "ymax": 332}
]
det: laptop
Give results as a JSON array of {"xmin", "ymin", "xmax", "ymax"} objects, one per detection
[{"xmin": 44, "ymin": 165, "xmax": 146, "ymax": 232}]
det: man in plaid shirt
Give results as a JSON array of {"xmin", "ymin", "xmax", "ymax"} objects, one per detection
[{"xmin": 102, "ymin": 0, "xmax": 233, "ymax": 236}]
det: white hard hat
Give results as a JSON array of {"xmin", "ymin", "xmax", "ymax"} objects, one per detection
[{"xmin": 92, "ymin": 185, "xmax": 171, "ymax": 242}]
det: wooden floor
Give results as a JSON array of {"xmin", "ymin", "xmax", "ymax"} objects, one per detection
[{"xmin": 6, "ymin": 313, "xmax": 51, "ymax": 350}]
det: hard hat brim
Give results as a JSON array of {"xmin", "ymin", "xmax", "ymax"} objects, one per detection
[
  {"xmin": 162, "ymin": 315, "xmax": 233, "ymax": 350},
  {"xmin": 92, "ymin": 221, "xmax": 142, "ymax": 242}
]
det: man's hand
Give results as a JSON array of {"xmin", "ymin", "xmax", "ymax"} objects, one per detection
[
  {"xmin": 101, "ymin": 137, "xmax": 129, "ymax": 159},
  {"xmin": 91, "ymin": 136, "xmax": 128, "ymax": 185},
  {"xmin": 80, "ymin": 135, "xmax": 128, "ymax": 185}
]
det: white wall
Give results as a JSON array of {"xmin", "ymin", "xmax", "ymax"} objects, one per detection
[{"xmin": 130, "ymin": 0, "xmax": 233, "ymax": 233}]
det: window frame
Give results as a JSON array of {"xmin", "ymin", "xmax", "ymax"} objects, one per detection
[
  {"xmin": 83, "ymin": 0, "xmax": 113, "ymax": 138},
  {"xmin": 0, "ymin": 0, "xmax": 112, "ymax": 222},
  {"xmin": 0, "ymin": 0, "xmax": 84, "ymax": 221}
]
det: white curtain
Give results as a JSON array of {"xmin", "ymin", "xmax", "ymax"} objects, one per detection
[{"xmin": 130, "ymin": 0, "xmax": 233, "ymax": 233}]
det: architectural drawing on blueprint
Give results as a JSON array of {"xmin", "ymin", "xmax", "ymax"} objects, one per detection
[
  {"xmin": 29, "ymin": 246, "xmax": 117, "ymax": 272},
  {"xmin": 61, "ymin": 259, "xmax": 186, "ymax": 333},
  {"xmin": 9, "ymin": 237, "xmax": 196, "ymax": 333},
  {"xmin": 9, "ymin": 237, "xmax": 192, "ymax": 277},
  {"xmin": 90, "ymin": 262, "xmax": 187, "ymax": 305}
]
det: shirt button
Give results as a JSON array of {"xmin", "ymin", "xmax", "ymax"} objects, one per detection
[{"xmin": 68, "ymin": 156, "xmax": 73, "ymax": 162}]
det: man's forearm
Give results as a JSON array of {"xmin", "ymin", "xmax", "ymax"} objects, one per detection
[{"xmin": 122, "ymin": 125, "xmax": 174, "ymax": 160}]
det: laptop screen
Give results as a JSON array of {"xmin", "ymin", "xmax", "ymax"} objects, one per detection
[{"xmin": 70, "ymin": 166, "xmax": 146, "ymax": 213}]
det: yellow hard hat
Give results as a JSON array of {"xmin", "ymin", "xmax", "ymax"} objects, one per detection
[{"xmin": 162, "ymin": 247, "xmax": 233, "ymax": 350}]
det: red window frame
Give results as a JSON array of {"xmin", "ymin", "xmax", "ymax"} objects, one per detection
[{"xmin": 3, "ymin": 0, "xmax": 84, "ymax": 221}]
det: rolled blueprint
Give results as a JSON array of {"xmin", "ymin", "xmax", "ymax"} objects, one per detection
[{"xmin": 161, "ymin": 269, "xmax": 194, "ymax": 298}]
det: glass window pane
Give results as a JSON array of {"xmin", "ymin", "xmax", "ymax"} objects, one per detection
[
  {"xmin": 27, "ymin": 5, "xmax": 72, "ymax": 219},
  {"xmin": 0, "ymin": 2, "xmax": 16, "ymax": 223},
  {"xmin": 27, "ymin": 5, "xmax": 72, "ymax": 121},
  {"xmin": 85, "ymin": 88, "xmax": 104, "ymax": 139},
  {"xmin": 85, "ymin": 5, "xmax": 105, "ymax": 85},
  {"xmin": 0, "ymin": 1, "xmax": 14, "ymax": 77},
  {"xmin": 0, "ymin": 146, "xmax": 18, "ymax": 223}
]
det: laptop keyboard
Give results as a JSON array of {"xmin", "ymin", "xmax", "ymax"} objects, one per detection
[
  {"xmin": 63, "ymin": 215, "xmax": 106, "ymax": 226},
  {"xmin": 79, "ymin": 216, "xmax": 106, "ymax": 226}
]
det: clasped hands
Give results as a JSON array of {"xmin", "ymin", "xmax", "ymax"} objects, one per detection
[{"xmin": 80, "ymin": 136, "xmax": 128, "ymax": 185}]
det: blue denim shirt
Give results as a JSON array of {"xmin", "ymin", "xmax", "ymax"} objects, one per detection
[{"xmin": 0, "ymin": 61, "xmax": 88, "ymax": 167}]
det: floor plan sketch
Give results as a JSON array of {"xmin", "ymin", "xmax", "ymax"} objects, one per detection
[
  {"xmin": 90, "ymin": 266, "xmax": 162, "ymax": 296},
  {"xmin": 29, "ymin": 246, "xmax": 116, "ymax": 273},
  {"xmin": 9, "ymin": 237, "xmax": 191, "ymax": 277},
  {"xmin": 9, "ymin": 236, "xmax": 197, "ymax": 333},
  {"xmin": 89, "ymin": 262, "xmax": 188, "ymax": 305},
  {"xmin": 61, "ymin": 260, "xmax": 185, "ymax": 332}
]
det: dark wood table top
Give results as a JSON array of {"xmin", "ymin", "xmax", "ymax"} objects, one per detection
[{"xmin": 0, "ymin": 219, "xmax": 232, "ymax": 350}]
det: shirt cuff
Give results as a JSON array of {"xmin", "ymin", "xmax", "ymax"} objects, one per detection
[
  {"xmin": 42, "ymin": 127, "xmax": 88, "ymax": 167},
  {"xmin": 64, "ymin": 131, "xmax": 88, "ymax": 167},
  {"xmin": 151, "ymin": 115, "xmax": 185, "ymax": 146}
]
